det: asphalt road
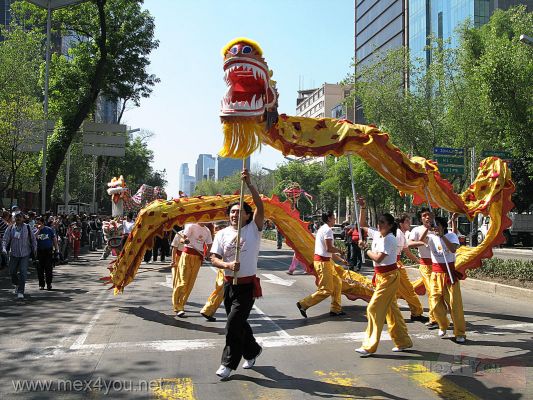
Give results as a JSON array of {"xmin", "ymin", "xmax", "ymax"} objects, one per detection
[
  {"xmin": 492, "ymin": 248, "xmax": 532, "ymax": 262},
  {"xmin": 0, "ymin": 240, "xmax": 531, "ymax": 399}
]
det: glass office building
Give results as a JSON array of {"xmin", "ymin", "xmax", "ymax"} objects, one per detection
[{"xmin": 408, "ymin": 0, "xmax": 531, "ymax": 68}]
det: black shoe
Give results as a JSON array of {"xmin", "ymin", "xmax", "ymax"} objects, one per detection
[
  {"xmin": 329, "ymin": 311, "xmax": 346, "ymax": 317},
  {"xmin": 425, "ymin": 321, "xmax": 439, "ymax": 330},
  {"xmin": 411, "ymin": 314, "xmax": 430, "ymax": 323},
  {"xmin": 296, "ymin": 302, "xmax": 307, "ymax": 318},
  {"xmin": 201, "ymin": 312, "xmax": 216, "ymax": 322},
  {"xmin": 46, "ymin": 285, "xmax": 52, "ymax": 291}
]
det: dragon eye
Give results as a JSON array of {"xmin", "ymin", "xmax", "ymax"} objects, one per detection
[
  {"xmin": 229, "ymin": 45, "xmax": 239, "ymax": 55},
  {"xmin": 242, "ymin": 45, "xmax": 252, "ymax": 54}
]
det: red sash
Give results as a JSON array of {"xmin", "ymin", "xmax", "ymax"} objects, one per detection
[
  {"xmin": 419, "ymin": 258, "xmax": 432, "ymax": 266},
  {"xmin": 314, "ymin": 254, "xmax": 331, "ymax": 262},
  {"xmin": 183, "ymin": 246, "xmax": 203, "ymax": 258},
  {"xmin": 372, "ymin": 263, "xmax": 398, "ymax": 286},
  {"xmin": 432, "ymin": 262, "xmax": 464, "ymax": 285},
  {"xmin": 224, "ymin": 275, "xmax": 262, "ymax": 298}
]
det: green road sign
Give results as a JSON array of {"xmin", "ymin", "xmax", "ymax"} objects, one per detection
[
  {"xmin": 434, "ymin": 155, "xmax": 464, "ymax": 166},
  {"xmin": 440, "ymin": 166, "xmax": 465, "ymax": 175},
  {"xmin": 482, "ymin": 150, "xmax": 512, "ymax": 159}
]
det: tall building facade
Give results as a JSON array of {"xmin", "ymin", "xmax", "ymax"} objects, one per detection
[
  {"xmin": 179, "ymin": 163, "xmax": 196, "ymax": 196},
  {"xmin": 409, "ymin": 0, "xmax": 531, "ymax": 68},
  {"xmin": 296, "ymin": 83, "xmax": 346, "ymax": 118},
  {"xmin": 195, "ymin": 154, "xmax": 216, "ymax": 182},
  {"xmin": 216, "ymin": 156, "xmax": 250, "ymax": 181},
  {"xmin": 354, "ymin": 0, "xmax": 531, "ymax": 122}
]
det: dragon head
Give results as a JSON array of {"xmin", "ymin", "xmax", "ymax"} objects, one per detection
[
  {"xmin": 219, "ymin": 38, "xmax": 278, "ymax": 158},
  {"xmin": 107, "ymin": 176, "xmax": 127, "ymax": 203},
  {"xmin": 220, "ymin": 38, "xmax": 277, "ymax": 120}
]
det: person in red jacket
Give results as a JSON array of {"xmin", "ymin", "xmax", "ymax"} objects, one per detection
[{"xmin": 346, "ymin": 224, "xmax": 363, "ymax": 271}]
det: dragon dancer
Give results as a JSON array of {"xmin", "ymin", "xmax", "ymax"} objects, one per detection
[
  {"xmin": 172, "ymin": 223, "xmax": 212, "ymax": 317},
  {"xmin": 200, "ymin": 223, "xmax": 226, "ymax": 322},
  {"xmin": 356, "ymin": 199, "xmax": 412, "ymax": 357},
  {"xmin": 396, "ymin": 214, "xmax": 429, "ymax": 323},
  {"xmin": 297, "ymin": 211, "xmax": 347, "ymax": 318},
  {"xmin": 420, "ymin": 217, "xmax": 466, "ymax": 343},
  {"xmin": 408, "ymin": 208, "xmax": 438, "ymax": 329},
  {"xmin": 211, "ymin": 169, "xmax": 264, "ymax": 380}
]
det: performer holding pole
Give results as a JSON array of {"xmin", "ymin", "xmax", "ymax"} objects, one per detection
[
  {"xmin": 211, "ymin": 168, "xmax": 264, "ymax": 380},
  {"xmin": 355, "ymin": 198, "xmax": 412, "ymax": 357}
]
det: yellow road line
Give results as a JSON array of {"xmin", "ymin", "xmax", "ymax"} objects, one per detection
[
  {"xmin": 393, "ymin": 364, "xmax": 479, "ymax": 400},
  {"xmin": 152, "ymin": 377, "xmax": 195, "ymax": 400}
]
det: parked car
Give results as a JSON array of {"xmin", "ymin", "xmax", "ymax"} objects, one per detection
[{"xmin": 332, "ymin": 224, "xmax": 345, "ymax": 239}]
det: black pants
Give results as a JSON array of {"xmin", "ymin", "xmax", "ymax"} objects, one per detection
[
  {"xmin": 37, "ymin": 248, "xmax": 54, "ymax": 287},
  {"xmin": 222, "ymin": 281, "xmax": 261, "ymax": 370},
  {"xmin": 349, "ymin": 242, "xmax": 362, "ymax": 270},
  {"xmin": 153, "ymin": 237, "xmax": 169, "ymax": 262}
]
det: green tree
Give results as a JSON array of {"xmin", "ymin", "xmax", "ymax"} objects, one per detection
[
  {"xmin": 0, "ymin": 27, "xmax": 44, "ymax": 207},
  {"xmin": 11, "ymin": 0, "xmax": 159, "ymax": 206}
]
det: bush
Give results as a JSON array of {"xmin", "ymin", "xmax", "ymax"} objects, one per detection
[
  {"xmin": 262, "ymin": 230, "xmax": 277, "ymax": 241},
  {"xmin": 467, "ymin": 258, "xmax": 533, "ymax": 282}
]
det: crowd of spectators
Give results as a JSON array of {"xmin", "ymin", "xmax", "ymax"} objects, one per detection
[{"xmin": 0, "ymin": 205, "xmax": 108, "ymax": 299}]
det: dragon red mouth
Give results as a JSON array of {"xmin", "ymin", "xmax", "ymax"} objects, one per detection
[{"xmin": 221, "ymin": 57, "xmax": 272, "ymax": 117}]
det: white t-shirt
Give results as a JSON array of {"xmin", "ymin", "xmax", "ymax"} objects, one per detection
[
  {"xmin": 428, "ymin": 232, "xmax": 460, "ymax": 264},
  {"xmin": 314, "ymin": 224, "xmax": 334, "ymax": 257},
  {"xmin": 171, "ymin": 231, "xmax": 185, "ymax": 252},
  {"xmin": 123, "ymin": 220, "xmax": 135, "ymax": 234},
  {"xmin": 409, "ymin": 225, "xmax": 431, "ymax": 259},
  {"xmin": 211, "ymin": 222, "xmax": 261, "ymax": 277},
  {"xmin": 396, "ymin": 229, "xmax": 407, "ymax": 256},
  {"xmin": 183, "ymin": 223, "xmax": 212, "ymax": 253},
  {"xmin": 368, "ymin": 227, "xmax": 397, "ymax": 267}
]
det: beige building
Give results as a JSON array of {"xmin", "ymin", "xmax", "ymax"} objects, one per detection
[{"xmin": 296, "ymin": 83, "xmax": 346, "ymax": 118}]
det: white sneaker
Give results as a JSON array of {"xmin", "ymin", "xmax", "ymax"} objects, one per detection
[
  {"xmin": 216, "ymin": 365, "xmax": 233, "ymax": 380},
  {"xmin": 243, "ymin": 347, "xmax": 262, "ymax": 369},
  {"xmin": 455, "ymin": 336, "xmax": 466, "ymax": 343},
  {"xmin": 355, "ymin": 347, "xmax": 372, "ymax": 357},
  {"xmin": 13, "ymin": 288, "xmax": 17, "ymax": 295},
  {"xmin": 438, "ymin": 329, "xmax": 447, "ymax": 338},
  {"xmin": 176, "ymin": 311, "xmax": 186, "ymax": 318},
  {"xmin": 17, "ymin": 293, "xmax": 24, "ymax": 299},
  {"xmin": 392, "ymin": 344, "xmax": 413, "ymax": 352}
]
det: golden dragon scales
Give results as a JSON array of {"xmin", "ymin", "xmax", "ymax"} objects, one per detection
[{"xmin": 107, "ymin": 38, "xmax": 513, "ymax": 299}]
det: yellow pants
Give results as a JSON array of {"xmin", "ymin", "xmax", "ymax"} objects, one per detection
[
  {"xmin": 419, "ymin": 263, "xmax": 436, "ymax": 322},
  {"xmin": 299, "ymin": 260, "xmax": 342, "ymax": 313},
  {"xmin": 200, "ymin": 269, "xmax": 225, "ymax": 317},
  {"xmin": 172, "ymin": 252, "xmax": 203, "ymax": 312},
  {"xmin": 397, "ymin": 264, "xmax": 424, "ymax": 317},
  {"xmin": 362, "ymin": 270, "xmax": 412, "ymax": 353},
  {"xmin": 430, "ymin": 272, "xmax": 466, "ymax": 338}
]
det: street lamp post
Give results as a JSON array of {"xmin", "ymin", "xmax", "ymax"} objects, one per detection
[{"xmin": 26, "ymin": 0, "xmax": 91, "ymax": 214}]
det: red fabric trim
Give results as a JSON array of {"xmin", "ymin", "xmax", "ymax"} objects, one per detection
[
  {"xmin": 224, "ymin": 275, "xmax": 262, "ymax": 298},
  {"xmin": 314, "ymin": 255, "xmax": 331, "ymax": 261},
  {"xmin": 183, "ymin": 246, "xmax": 203, "ymax": 258},
  {"xmin": 432, "ymin": 262, "xmax": 464, "ymax": 285},
  {"xmin": 372, "ymin": 263, "xmax": 398, "ymax": 286},
  {"xmin": 420, "ymin": 258, "xmax": 432, "ymax": 266}
]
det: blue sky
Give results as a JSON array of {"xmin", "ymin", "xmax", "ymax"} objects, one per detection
[{"xmin": 123, "ymin": 0, "xmax": 354, "ymax": 197}]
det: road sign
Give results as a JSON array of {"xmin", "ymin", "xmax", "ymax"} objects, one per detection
[
  {"xmin": 481, "ymin": 150, "xmax": 512, "ymax": 159},
  {"xmin": 82, "ymin": 122, "xmax": 127, "ymax": 157},
  {"xmin": 434, "ymin": 155, "xmax": 464, "ymax": 166},
  {"xmin": 17, "ymin": 120, "xmax": 55, "ymax": 153},
  {"xmin": 440, "ymin": 166, "xmax": 465, "ymax": 175},
  {"xmin": 433, "ymin": 147, "xmax": 465, "ymax": 156}
]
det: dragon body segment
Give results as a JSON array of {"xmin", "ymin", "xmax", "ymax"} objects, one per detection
[
  {"xmin": 219, "ymin": 38, "xmax": 515, "ymax": 276},
  {"xmin": 109, "ymin": 195, "xmax": 373, "ymax": 301}
]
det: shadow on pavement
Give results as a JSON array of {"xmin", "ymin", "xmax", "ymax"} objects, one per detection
[{"xmin": 231, "ymin": 365, "xmax": 409, "ymax": 400}]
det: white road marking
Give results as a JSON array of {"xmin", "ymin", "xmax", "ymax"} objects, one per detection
[
  {"xmin": 30, "ymin": 321, "xmax": 533, "ymax": 358},
  {"xmin": 252, "ymin": 304, "xmax": 291, "ymax": 338},
  {"xmin": 261, "ymin": 273, "xmax": 295, "ymax": 287}
]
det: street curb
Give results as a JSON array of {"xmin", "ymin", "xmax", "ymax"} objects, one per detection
[{"xmin": 404, "ymin": 266, "xmax": 533, "ymax": 301}]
